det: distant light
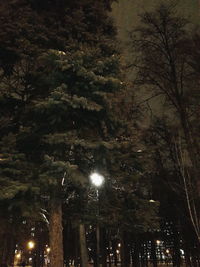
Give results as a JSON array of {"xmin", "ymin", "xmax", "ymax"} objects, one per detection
[
  {"xmin": 116, "ymin": 250, "xmax": 120, "ymax": 254},
  {"xmin": 16, "ymin": 253, "xmax": 21, "ymax": 259},
  {"xmin": 46, "ymin": 247, "xmax": 50, "ymax": 253},
  {"xmin": 180, "ymin": 249, "xmax": 184, "ymax": 255},
  {"xmin": 90, "ymin": 172, "xmax": 104, "ymax": 187},
  {"xmin": 149, "ymin": 199, "xmax": 156, "ymax": 203},
  {"xmin": 156, "ymin": 240, "xmax": 161, "ymax": 245},
  {"xmin": 118, "ymin": 243, "xmax": 121, "ymax": 247},
  {"xmin": 58, "ymin": 50, "xmax": 66, "ymax": 55},
  {"xmin": 29, "ymin": 257, "xmax": 32, "ymax": 262},
  {"xmin": 137, "ymin": 150, "xmax": 142, "ymax": 153},
  {"xmin": 166, "ymin": 249, "xmax": 170, "ymax": 254},
  {"xmin": 27, "ymin": 241, "xmax": 35, "ymax": 250}
]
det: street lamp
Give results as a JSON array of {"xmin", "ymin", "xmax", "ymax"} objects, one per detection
[
  {"xmin": 16, "ymin": 253, "xmax": 21, "ymax": 259},
  {"xmin": 156, "ymin": 240, "xmax": 161, "ymax": 246},
  {"xmin": 90, "ymin": 172, "xmax": 104, "ymax": 267},
  {"xmin": 27, "ymin": 241, "xmax": 35, "ymax": 250},
  {"xmin": 90, "ymin": 172, "xmax": 104, "ymax": 188}
]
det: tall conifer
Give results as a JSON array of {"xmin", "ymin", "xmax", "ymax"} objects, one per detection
[{"xmin": 0, "ymin": 0, "xmax": 123, "ymax": 265}]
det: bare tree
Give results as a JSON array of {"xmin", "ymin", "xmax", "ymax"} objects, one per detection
[
  {"xmin": 174, "ymin": 137, "xmax": 200, "ymax": 243},
  {"xmin": 129, "ymin": 1, "xmax": 200, "ymax": 242}
]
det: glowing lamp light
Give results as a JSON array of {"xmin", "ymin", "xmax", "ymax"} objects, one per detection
[
  {"xmin": 16, "ymin": 253, "xmax": 21, "ymax": 259},
  {"xmin": 156, "ymin": 240, "xmax": 161, "ymax": 245},
  {"xmin": 90, "ymin": 172, "xmax": 104, "ymax": 187},
  {"xmin": 46, "ymin": 247, "xmax": 51, "ymax": 253},
  {"xmin": 27, "ymin": 241, "xmax": 35, "ymax": 250},
  {"xmin": 118, "ymin": 243, "xmax": 121, "ymax": 247},
  {"xmin": 166, "ymin": 249, "xmax": 170, "ymax": 254}
]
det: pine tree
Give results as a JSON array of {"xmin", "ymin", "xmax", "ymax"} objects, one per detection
[
  {"xmin": 0, "ymin": 1, "xmax": 160, "ymax": 265},
  {"xmin": 24, "ymin": 42, "xmax": 123, "ymax": 266},
  {"xmin": 0, "ymin": 0, "xmax": 123, "ymax": 265}
]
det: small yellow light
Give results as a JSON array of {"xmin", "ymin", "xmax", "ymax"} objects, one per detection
[
  {"xmin": 47, "ymin": 247, "xmax": 51, "ymax": 253},
  {"xmin": 118, "ymin": 243, "xmax": 121, "ymax": 247},
  {"xmin": 156, "ymin": 240, "xmax": 161, "ymax": 245},
  {"xmin": 16, "ymin": 253, "xmax": 21, "ymax": 259},
  {"xmin": 116, "ymin": 250, "xmax": 120, "ymax": 254},
  {"xmin": 27, "ymin": 241, "xmax": 35, "ymax": 250},
  {"xmin": 166, "ymin": 249, "xmax": 170, "ymax": 254}
]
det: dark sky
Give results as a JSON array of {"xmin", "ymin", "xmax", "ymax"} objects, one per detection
[
  {"xmin": 111, "ymin": 0, "xmax": 200, "ymax": 121},
  {"xmin": 111, "ymin": 0, "xmax": 199, "ymax": 40}
]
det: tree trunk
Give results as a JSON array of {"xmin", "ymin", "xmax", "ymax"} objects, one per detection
[
  {"xmin": 63, "ymin": 220, "xmax": 71, "ymax": 267},
  {"xmin": 49, "ymin": 197, "xmax": 64, "ymax": 267},
  {"xmin": 185, "ymin": 251, "xmax": 192, "ymax": 267},
  {"xmin": 132, "ymin": 241, "xmax": 140, "ymax": 267},
  {"xmin": 0, "ymin": 232, "xmax": 15, "ymax": 266},
  {"xmin": 150, "ymin": 239, "xmax": 157, "ymax": 267},
  {"xmin": 178, "ymin": 108, "xmax": 200, "ymax": 243},
  {"xmin": 79, "ymin": 222, "xmax": 88, "ymax": 267},
  {"xmin": 121, "ymin": 232, "xmax": 130, "ymax": 267},
  {"xmin": 172, "ymin": 226, "xmax": 181, "ymax": 267},
  {"xmin": 101, "ymin": 228, "xmax": 107, "ymax": 267},
  {"xmin": 35, "ymin": 240, "xmax": 45, "ymax": 267},
  {"xmin": 108, "ymin": 240, "xmax": 112, "ymax": 267},
  {"xmin": 95, "ymin": 224, "xmax": 100, "ymax": 267},
  {"xmin": 74, "ymin": 228, "xmax": 79, "ymax": 267},
  {"xmin": 35, "ymin": 223, "xmax": 46, "ymax": 267},
  {"xmin": 7, "ymin": 237, "xmax": 15, "ymax": 266},
  {"xmin": 114, "ymin": 250, "xmax": 118, "ymax": 267}
]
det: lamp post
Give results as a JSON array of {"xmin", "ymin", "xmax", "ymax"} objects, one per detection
[
  {"xmin": 27, "ymin": 241, "xmax": 35, "ymax": 266},
  {"xmin": 90, "ymin": 172, "xmax": 104, "ymax": 267}
]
